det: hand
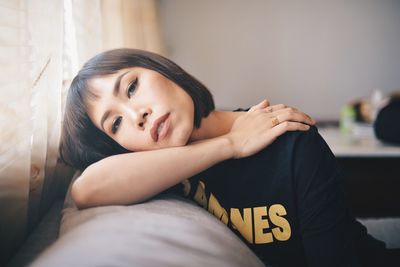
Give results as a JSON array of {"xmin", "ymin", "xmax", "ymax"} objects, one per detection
[{"xmin": 226, "ymin": 99, "xmax": 316, "ymax": 159}]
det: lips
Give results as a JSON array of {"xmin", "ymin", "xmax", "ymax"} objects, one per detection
[{"xmin": 151, "ymin": 113, "xmax": 170, "ymax": 142}]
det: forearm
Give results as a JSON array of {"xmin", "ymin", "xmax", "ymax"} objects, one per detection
[{"xmin": 72, "ymin": 135, "xmax": 233, "ymax": 208}]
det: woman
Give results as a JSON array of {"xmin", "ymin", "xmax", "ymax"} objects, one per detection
[{"xmin": 60, "ymin": 49, "xmax": 391, "ymax": 266}]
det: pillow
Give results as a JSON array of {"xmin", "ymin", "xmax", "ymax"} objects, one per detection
[{"xmin": 31, "ymin": 171, "xmax": 267, "ymax": 267}]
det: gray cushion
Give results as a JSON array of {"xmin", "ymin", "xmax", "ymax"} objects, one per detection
[
  {"xmin": 357, "ymin": 217, "xmax": 400, "ymax": 249},
  {"xmin": 30, "ymin": 172, "xmax": 266, "ymax": 267},
  {"xmin": 8, "ymin": 200, "xmax": 64, "ymax": 267}
]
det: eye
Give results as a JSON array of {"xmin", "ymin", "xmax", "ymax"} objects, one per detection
[
  {"xmin": 127, "ymin": 78, "xmax": 138, "ymax": 98},
  {"xmin": 111, "ymin": 116, "xmax": 122, "ymax": 134}
]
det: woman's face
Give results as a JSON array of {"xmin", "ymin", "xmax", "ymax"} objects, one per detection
[{"xmin": 86, "ymin": 67, "xmax": 195, "ymax": 152}]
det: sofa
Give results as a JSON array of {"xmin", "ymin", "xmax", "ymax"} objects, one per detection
[{"xmin": 6, "ymin": 171, "xmax": 400, "ymax": 267}]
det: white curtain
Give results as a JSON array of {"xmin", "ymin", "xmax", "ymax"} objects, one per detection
[
  {"xmin": 0, "ymin": 0, "xmax": 165, "ymax": 264},
  {"xmin": 64, "ymin": 0, "xmax": 165, "ymax": 82},
  {"xmin": 0, "ymin": 0, "xmax": 64, "ymax": 263}
]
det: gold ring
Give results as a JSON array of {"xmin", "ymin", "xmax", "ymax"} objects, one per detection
[{"xmin": 271, "ymin": 116, "xmax": 279, "ymax": 127}]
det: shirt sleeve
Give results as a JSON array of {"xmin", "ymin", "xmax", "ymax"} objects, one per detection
[{"xmin": 292, "ymin": 126, "xmax": 360, "ymax": 267}]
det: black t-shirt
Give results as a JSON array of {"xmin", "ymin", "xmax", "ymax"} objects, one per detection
[{"xmin": 168, "ymin": 125, "xmax": 386, "ymax": 267}]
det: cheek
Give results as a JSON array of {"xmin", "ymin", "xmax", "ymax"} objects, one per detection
[
  {"xmin": 174, "ymin": 112, "xmax": 194, "ymax": 146},
  {"xmin": 180, "ymin": 94, "xmax": 195, "ymax": 143},
  {"xmin": 117, "ymin": 127, "xmax": 148, "ymax": 152}
]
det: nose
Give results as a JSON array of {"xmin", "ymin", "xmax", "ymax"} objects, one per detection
[
  {"xmin": 138, "ymin": 111, "xmax": 150, "ymax": 128},
  {"xmin": 125, "ymin": 107, "xmax": 151, "ymax": 130}
]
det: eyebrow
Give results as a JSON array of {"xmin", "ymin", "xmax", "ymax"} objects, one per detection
[{"xmin": 100, "ymin": 71, "xmax": 130, "ymax": 131}]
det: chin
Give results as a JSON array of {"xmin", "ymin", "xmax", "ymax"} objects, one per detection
[
  {"xmin": 172, "ymin": 126, "xmax": 193, "ymax": 147},
  {"xmin": 169, "ymin": 136, "xmax": 190, "ymax": 147}
]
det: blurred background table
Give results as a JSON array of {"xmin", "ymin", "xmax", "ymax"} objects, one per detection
[
  {"xmin": 319, "ymin": 126, "xmax": 400, "ymax": 158},
  {"xmin": 318, "ymin": 125, "xmax": 400, "ymax": 217}
]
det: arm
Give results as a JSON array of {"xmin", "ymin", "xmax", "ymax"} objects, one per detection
[
  {"xmin": 72, "ymin": 136, "xmax": 233, "ymax": 208},
  {"xmin": 72, "ymin": 100, "xmax": 315, "ymax": 209}
]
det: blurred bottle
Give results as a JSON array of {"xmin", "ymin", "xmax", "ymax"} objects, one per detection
[
  {"xmin": 370, "ymin": 89, "xmax": 384, "ymax": 122},
  {"xmin": 340, "ymin": 104, "xmax": 356, "ymax": 134}
]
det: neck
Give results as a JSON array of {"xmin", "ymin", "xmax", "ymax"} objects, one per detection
[{"xmin": 189, "ymin": 110, "xmax": 245, "ymax": 143}]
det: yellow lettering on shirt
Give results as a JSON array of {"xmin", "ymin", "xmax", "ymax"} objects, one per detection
[
  {"xmin": 269, "ymin": 204, "xmax": 291, "ymax": 241},
  {"xmin": 181, "ymin": 179, "xmax": 191, "ymax": 197},
  {"xmin": 193, "ymin": 181, "xmax": 207, "ymax": 208},
  {"xmin": 253, "ymin": 206, "xmax": 274, "ymax": 244},
  {"xmin": 230, "ymin": 208, "xmax": 253, "ymax": 243},
  {"xmin": 185, "ymin": 179, "xmax": 292, "ymax": 245},
  {"xmin": 208, "ymin": 193, "xmax": 229, "ymax": 225}
]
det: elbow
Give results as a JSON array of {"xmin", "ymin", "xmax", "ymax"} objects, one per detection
[{"xmin": 71, "ymin": 176, "xmax": 91, "ymax": 209}]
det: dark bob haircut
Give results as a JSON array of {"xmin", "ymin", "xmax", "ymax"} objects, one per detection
[{"xmin": 59, "ymin": 48, "xmax": 215, "ymax": 171}]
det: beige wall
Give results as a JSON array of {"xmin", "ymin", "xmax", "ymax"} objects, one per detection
[{"xmin": 159, "ymin": 0, "xmax": 400, "ymax": 120}]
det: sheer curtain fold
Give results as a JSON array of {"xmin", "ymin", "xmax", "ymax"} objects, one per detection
[
  {"xmin": 120, "ymin": 0, "xmax": 165, "ymax": 54},
  {"xmin": 0, "ymin": 2, "xmax": 32, "ymax": 263},
  {"xmin": 1, "ymin": 0, "xmax": 165, "ymax": 264},
  {"xmin": 65, "ymin": 0, "xmax": 165, "ymax": 77},
  {"xmin": 0, "ymin": 0, "xmax": 63, "ymax": 264}
]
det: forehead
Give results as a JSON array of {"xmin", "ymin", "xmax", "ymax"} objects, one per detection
[
  {"xmin": 86, "ymin": 67, "xmax": 136, "ymax": 103},
  {"xmin": 88, "ymin": 67, "xmax": 132, "ymax": 92},
  {"xmin": 87, "ymin": 66, "xmax": 162, "ymax": 93}
]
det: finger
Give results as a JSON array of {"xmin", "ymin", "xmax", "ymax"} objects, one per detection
[
  {"xmin": 272, "ymin": 108, "xmax": 315, "ymax": 125},
  {"xmin": 264, "ymin": 103, "xmax": 294, "ymax": 113},
  {"xmin": 268, "ymin": 104, "xmax": 287, "ymax": 112},
  {"xmin": 263, "ymin": 99, "xmax": 271, "ymax": 107},
  {"xmin": 270, "ymin": 121, "xmax": 311, "ymax": 137},
  {"xmin": 249, "ymin": 99, "xmax": 270, "ymax": 112},
  {"xmin": 270, "ymin": 116, "xmax": 280, "ymax": 127},
  {"xmin": 274, "ymin": 112, "xmax": 315, "ymax": 126}
]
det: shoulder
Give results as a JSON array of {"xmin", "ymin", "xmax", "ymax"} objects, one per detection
[
  {"xmin": 239, "ymin": 126, "xmax": 326, "ymax": 168},
  {"xmin": 281, "ymin": 124, "xmax": 320, "ymax": 141},
  {"xmin": 258, "ymin": 125, "xmax": 336, "ymax": 171},
  {"xmin": 270, "ymin": 125, "xmax": 326, "ymax": 153}
]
